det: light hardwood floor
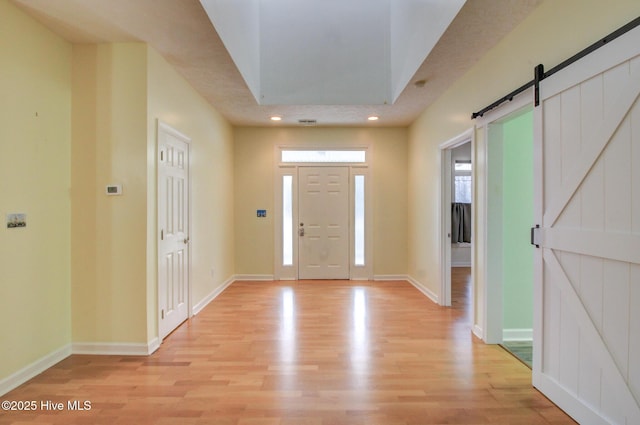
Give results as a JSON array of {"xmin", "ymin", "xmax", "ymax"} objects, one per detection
[{"xmin": 1, "ymin": 269, "xmax": 576, "ymax": 424}]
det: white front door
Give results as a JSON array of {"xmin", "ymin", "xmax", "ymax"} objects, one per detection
[
  {"xmin": 158, "ymin": 122, "xmax": 190, "ymax": 340},
  {"xmin": 298, "ymin": 167, "xmax": 350, "ymax": 279},
  {"xmin": 533, "ymin": 27, "xmax": 640, "ymax": 423}
]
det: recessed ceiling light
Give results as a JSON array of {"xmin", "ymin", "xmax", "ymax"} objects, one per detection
[
  {"xmin": 270, "ymin": 116, "xmax": 282, "ymax": 121},
  {"xmin": 368, "ymin": 116, "xmax": 379, "ymax": 121}
]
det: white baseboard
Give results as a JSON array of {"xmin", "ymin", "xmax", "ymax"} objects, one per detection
[
  {"xmin": 234, "ymin": 274, "xmax": 274, "ymax": 281},
  {"xmin": 147, "ymin": 338, "xmax": 161, "ymax": 354},
  {"xmin": 1, "ymin": 338, "xmax": 162, "ymax": 396},
  {"xmin": 473, "ymin": 324, "xmax": 484, "ymax": 340},
  {"xmin": 0, "ymin": 344, "xmax": 72, "ymax": 397},
  {"xmin": 502, "ymin": 328, "xmax": 533, "ymax": 341},
  {"xmin": 192, "ymin": 275, "xmax": 235, "ymax": 315},
  {"xmin": 406, "ymin": 276, "xmax": 439, "ymax": 305},
  {"xmin": 373, "ymin": 274, "xmax": 409, "ymax": 281},
  {"xmin": 72, "ymin": 341, "xmax": 156, "ymax": 356}
]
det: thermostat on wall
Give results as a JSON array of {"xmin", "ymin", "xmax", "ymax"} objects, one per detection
[{"xmin": 106, "ymin": 184, "xmax": 122, "ymax": 196}]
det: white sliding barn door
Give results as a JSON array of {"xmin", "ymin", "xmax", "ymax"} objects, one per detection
[{"xmin": 533, "ymin": 27, "xmax": 640, "ymax": 424}]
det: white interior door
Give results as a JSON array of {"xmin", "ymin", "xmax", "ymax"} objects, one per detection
[
  {"xmin": 158, "ymin": 122, "xmax": 190, "ymax": 340},
  {"xmin": 298, "ymin": 166, "xmax": 349, "ymax": 279},
  {"xmin": 533, "ymin": 27, "xmax": 640, "ymax": 424}
]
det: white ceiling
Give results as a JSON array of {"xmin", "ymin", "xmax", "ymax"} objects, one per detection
[
  {"xmin": 200, "ymin": 0, "xmax": 465, "ymax": 106},
  {"xmin": 12, "ymin": 0, "xmax": 542, "ymax": 127}
]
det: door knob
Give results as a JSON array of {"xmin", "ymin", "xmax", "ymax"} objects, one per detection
[
  {"xmin": 299, "ymin": 227, "xmax": 305, "ymax": 237},
  {"xmin": 183, "ymin": 237, "xmax": 190, "ymax": 244}
]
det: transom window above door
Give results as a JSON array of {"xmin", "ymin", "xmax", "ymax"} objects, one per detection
[{"xmin": 281, "ymin": 149, "xmax": 366, "ymax": 164}]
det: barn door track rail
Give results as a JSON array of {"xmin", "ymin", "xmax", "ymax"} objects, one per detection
[{"xmin": 471, "ymin": 16, "xmax": 640, "ymax": 119}]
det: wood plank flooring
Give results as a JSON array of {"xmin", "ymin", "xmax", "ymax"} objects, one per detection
[{"xmin": 0, "ymin": 269, "xmax": 576, "ymax": 424}]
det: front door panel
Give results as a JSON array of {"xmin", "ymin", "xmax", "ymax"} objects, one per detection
[{"xmin": 298, "ymin": 167, "xmax": 349, "ymax": 279}]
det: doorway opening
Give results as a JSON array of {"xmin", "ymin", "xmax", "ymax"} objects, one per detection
[
  {"xmin": 440, "ymin": 129, "xmax": 474, "ymax": 311},
  {"xmin": 485, "ymin": 106, "xmax": 534, "ymax": 367}
]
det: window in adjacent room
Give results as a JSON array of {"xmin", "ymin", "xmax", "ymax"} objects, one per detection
[{"xmin": 454, "ymin": 160, "xmax": 472, "ymax": 203}]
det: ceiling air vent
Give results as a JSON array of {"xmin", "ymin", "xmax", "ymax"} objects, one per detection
[{"xmin": 298, "ymin": 119, "xmax": 317, "ymax": 126}]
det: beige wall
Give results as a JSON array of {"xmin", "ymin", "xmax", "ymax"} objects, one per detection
[
  {"xmin": 234, "ymin": 127, "xmax": 408, "ymax": 277},
  {"xmin": 1, "ymin": 0, "xmax": 237, "ymax": 384},
  {"xmin": 71, "ymin": 43, "xmax": 149, "ymax": 344},
  {"xmin": 0, "ymin": 0, "xmax": 72, "ymax": 378},
  {"xmin": 71, "ymin": 44, "xmax": 237, "ymax": 346},
  {"xmin": 408, "ymin": 0, "xmax": 640, "ymax": 332},
  {"xmin": 146, "ymin": 47, "xmax": 235, "ymax": 332}
]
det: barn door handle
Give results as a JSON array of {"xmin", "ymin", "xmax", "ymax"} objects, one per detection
[{"xmin": 531, "ymin": 225, "xmax": 540, "ymax": 248}]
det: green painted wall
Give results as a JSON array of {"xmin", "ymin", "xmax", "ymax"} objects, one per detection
[{"xmin": 502, "ymin": 111, "xmax": 534, "ymax": 333}]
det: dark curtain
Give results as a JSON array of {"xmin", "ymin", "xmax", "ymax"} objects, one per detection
[{"xmin": 452, "ymin": 203, "xmax": 471, "ymax": 243}]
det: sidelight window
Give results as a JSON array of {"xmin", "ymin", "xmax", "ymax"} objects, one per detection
[
  {"xmin": 282, "ymin": 175, "xmax": 293, "ymax": 266},
  {"xmin": 354, "ymin": 175, "xmax": 365, "ymax": 266}
]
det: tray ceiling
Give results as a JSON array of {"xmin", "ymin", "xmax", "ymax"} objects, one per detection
[{"xmin": 12, "ymin": 0, "xmax": 541, "ymax": 126}]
